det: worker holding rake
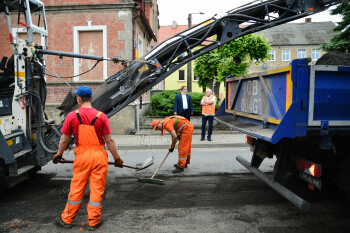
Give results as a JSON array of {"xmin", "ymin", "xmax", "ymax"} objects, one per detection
[{"xmin": 151, "ymin": 115, "xmax": 194, "ymax": 173}]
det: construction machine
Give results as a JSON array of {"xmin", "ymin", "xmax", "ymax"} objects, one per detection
[{"xmin": 0, "ymin": 0, "xmax": 346, "ymax": 210}]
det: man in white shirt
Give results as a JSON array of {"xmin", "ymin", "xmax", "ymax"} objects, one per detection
[{"xmin": 200, "ymin": 89, "xmax": 216, "ymax": 141}]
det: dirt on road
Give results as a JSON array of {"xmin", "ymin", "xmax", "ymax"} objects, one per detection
[{"xmin": 1, "ymin": 173, "xmax": 350, "ymax": 233}]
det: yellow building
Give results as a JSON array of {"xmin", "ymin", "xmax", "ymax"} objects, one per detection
[
  {"xmin": 159, "ymin": 23, "xmax": 225, "ymax": 100},
  {"xmin": 163, "ymin": 61, "xmax": 226, "ymax": 100}
]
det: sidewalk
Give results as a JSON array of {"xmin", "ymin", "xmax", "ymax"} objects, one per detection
[{"xmin": 112, "ymin": 130, "xmax": 247, "ymax": 150}]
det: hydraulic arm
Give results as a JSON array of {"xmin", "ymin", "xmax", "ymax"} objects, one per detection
[{"xmin": 55, "ymin": 0, "xmax": 344, "ymax": 119}]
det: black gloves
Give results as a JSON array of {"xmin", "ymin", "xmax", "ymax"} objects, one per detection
[{"xmin": 169, "ymin": 146, "xmax": 175, "ymax": 153}]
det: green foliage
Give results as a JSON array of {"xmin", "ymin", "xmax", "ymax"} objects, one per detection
[
  {"xmin": 194, "ymin": 33, "xmax": 271, "ymax": 88},
  {"xmin": 321, "ymin": 1, "xmax": 350, "ymax": 53},
  {"xmin": 150, "ymin": 90, "xmax": 206, "ymax": 116}
]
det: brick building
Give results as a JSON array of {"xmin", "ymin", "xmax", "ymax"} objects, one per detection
[{"xmin": 0, "ymin": 0, "xmax": 159, "ymax": 104}]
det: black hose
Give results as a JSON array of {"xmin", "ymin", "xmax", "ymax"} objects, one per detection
[{"xmin": 27, "ymin": 90, "xmax": 58, "ymax": 154}]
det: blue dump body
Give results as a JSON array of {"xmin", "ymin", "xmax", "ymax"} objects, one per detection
[{"xmin": 216, "ymin": 59, "xmax": 350, "ymax": 144}]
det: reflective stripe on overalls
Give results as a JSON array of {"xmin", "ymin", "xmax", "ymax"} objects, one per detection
[
  {"xmin": 61, "ymin": 110, "xmax": 108, "ymax": 227},
  {"xmin": 164, "ymin": 115, "xmax": 194, "ymax": 169}
]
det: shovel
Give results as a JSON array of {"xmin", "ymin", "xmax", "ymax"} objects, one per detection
[{"xmin": 58, "ymin": 156, "xmax": 154, "ymax": 171}]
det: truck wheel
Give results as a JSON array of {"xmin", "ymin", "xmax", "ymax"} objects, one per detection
[
  {"xmin": 337, "ymin": 156, "xmax": 350, "ymax": 200},
  {"xmin": 0, "ymin": 169, "xmax": 7, "ymax": 195}
]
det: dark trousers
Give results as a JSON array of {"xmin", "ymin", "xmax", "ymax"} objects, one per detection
[
  {"xmin": 201, "ymin": 115, "xmax": 214, "ymax": 139},
  {"xmin": 179, "ymin": 109, "xmax": 191, "ymax": 121}
]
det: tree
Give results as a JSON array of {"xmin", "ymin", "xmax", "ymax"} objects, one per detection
[
  {"xmin": 321, "ymin": 1, "xmax": 350, "ymax": 53},
  {"xmin": 194, "ymin": 34, "xmax": 271, "ymax": 95}
]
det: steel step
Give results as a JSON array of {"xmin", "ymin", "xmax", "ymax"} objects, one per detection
[
  {"xmin": 13, "ymin": 148, "xmax": 32, "ymax": 159},
  {"xmin": 4, "ymin": 131, "xmax": 24, "ymax": 140},
  {"xmin": 17, "ymin": 165, "xmax": 35, "ymax": 176}
]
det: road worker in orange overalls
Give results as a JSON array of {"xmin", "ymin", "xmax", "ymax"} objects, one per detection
[
  {"xmin": 151, "ymin": 115, "xmax": 194, "ymax": 173},
  {"xmin": 53, "ymin": 86, "xmax": 123, "ymax": 231}
]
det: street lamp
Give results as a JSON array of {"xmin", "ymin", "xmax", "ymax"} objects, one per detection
[{"xmin": 187, "ymin": 12, "xmax": 204, "ymax": 92}]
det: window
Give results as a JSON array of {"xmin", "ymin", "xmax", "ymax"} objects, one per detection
[
  {"xmin": 193, "ymin": 76, "xmax": 199, "ymax": 81},
  {"xmin": 282, "ymin": 49, "xmax": 290, "ymax": 61},
  {"xmin": 312, "ymin": 49, "xmax": 320, "ymax": 61},
  {"xmin": 178, "ymin": 70, "xmax": 185, "ymax": 81},
  {"xmin": 138, "ymin": 34, "xmax": 144, "ymax": 58},
  {"xmin": 268, "ymin": 49, "xmax": 275, "ymax": 61},
  {"xmin": 73, "ymin": 25, "xmax": 107, "ymax": 81},
  {"xmin": 298, "ymin": 49, "xmax": 306, "ymax": 59}
]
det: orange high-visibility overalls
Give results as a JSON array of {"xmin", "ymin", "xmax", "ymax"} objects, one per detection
[
  {"xmin": 163, "ymin": 115, "xmax": 194, "ymax": 168},
  {"xmin": 61, "ymin": 110, "xmax": 108, "ymax": 227}
]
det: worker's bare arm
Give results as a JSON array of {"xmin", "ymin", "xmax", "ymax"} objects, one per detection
[
  {"xmin": 169, "ymin": 130, "xmax": 178, "ymax": 148},
  {"xmin": 104, "ymin": 133, "xmax": 121, "ymax": 160},
  {"xmin": 57, "ymin": 134, "xmax": 71, "ymax": 156}
]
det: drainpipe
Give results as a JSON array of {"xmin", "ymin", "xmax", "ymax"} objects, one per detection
[{"xmin": 132, "ymin": 6, "xmax": 141, "ymax": 60}]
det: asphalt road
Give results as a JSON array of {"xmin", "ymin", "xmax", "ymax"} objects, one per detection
[{"xmin": 1, "ymin": 148, "xmax": 350, "ymax": 233}]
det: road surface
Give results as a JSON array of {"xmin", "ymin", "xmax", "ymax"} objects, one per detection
[{"xmin": 1, "ymin": 148, "xmax": 349, "ymax": 233}]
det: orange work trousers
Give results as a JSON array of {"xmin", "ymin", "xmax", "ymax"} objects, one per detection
[
  {"xmin": 61, "ymin": 114, "xmax": 108, "ymax": 227},
  {"xmin": 177, "ymin": 121, "xmax": 194, "ymax": 168}
]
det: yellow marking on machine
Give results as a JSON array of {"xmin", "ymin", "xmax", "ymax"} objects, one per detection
[
  {"xmin": 6, "ymin": 139, "xmax": 13, "ymax": 146},
  {"xmin": 201, "ymin": 19, "xmax": 213, "ymax": 26},
  {"xmin": 227, "ymin": 66, "xmax": 292, "ymax": 82},
  {"xmin": 266, "ymin": 66, "xmax": 291, "ymax": 75},
  {"xmin": 15, "ymin": 72, "xmax": 25, "ymax": 78},
  {"xmin": 286, "ymin": 71, "xmax": 293, "ymax": 112},
  {"xmin": 225, "ymin": 109, "xmax": 281, "ymax": 125},
  {"xmin": 138, "ymin": 64, "xmax": 149, "ymax": 73}
]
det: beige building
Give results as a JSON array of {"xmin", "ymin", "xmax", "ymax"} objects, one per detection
[{"xmin": 249, "ymin": 20, "xmax": 337, "ymax": 73}]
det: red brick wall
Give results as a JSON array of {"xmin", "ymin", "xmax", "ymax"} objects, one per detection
[
  {"xmin": 0, "ymin": 15, "xmax": 14, "ymax": 59},
  {"xmin": 46, "ymin": 84, "xmax": 101, "ymax": 103},
  {"xmin": 43, "ymin": 0, "xmax": 121, "ymax": 6},
  {"xmin": 45, "ymin": 10, "xmax": 126, "ymax": 81}
]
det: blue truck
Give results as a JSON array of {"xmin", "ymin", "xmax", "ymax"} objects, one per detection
[{"xmin": 216, "ymin": 58, "xmax": 350, "ymax": 211}]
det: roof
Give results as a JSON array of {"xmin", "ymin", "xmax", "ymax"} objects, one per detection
[
  {"xmin": 158, "ymin": 25, "xmax": 189, "ymax": 43},
  {"xmin": 258, "ymin": 22, "xmax": 337, "ymax": 46}
]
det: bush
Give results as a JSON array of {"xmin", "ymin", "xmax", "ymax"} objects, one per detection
[{"xmin": 150, "ymin": 90, "xmax": 206, "ymax": 116}]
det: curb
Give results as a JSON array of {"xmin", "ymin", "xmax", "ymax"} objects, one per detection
[{"xmin": 117, "ymin": 143, "xmax": 248, "ymax": 150}]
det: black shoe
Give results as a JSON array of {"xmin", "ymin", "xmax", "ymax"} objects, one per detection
[
  {"xmin": 172, "ymin": 167, "xmax": 184, "ymax": 173},
  {"xmin": 89, "ymin": 220, "xmax": 103, "ymax": 231},
  {"xmin": 200, "ymin": 138, "xmax": 205, "ymax": 141},
  {"xmin": 207, "ymin": 137, "xmax": 212, "ymax": 141},
  {"xmin": 58, "ymin": 218, "xmax": 72, "ymax": 229},
  {"xmin": 174, "ymin": 164, "xmax": 187, "ymax": 168}
]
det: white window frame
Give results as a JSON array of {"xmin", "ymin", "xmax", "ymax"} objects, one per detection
[
  {"xmin": 297, "ymin": 49, "xmax": 306, "ymax": 59},
  {"xmin": 312, "ymin": 49, "xmax": 320, "ymax": 61},
  {"xmin": 73, "ymin": 25, "xmax": 107, "ymax": 81},
  {"xmin": 268, "ymin": 49, "xmax": 275, "ymax": 61},
  {"xmin": 282, "ymin": 49, "xmax": 290, "ymax": 61},
  {"xmin": 138, "ymin": 33, "xmax": 144, "ymax": 58}
]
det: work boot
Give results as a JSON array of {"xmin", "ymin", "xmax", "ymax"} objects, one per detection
[
  {"xmin": 58, "ymin": 218, "xmax": 72, "ymax": 229},
  {"xmin": 89, "ymin": 220, "xmax": 103, "ymax": 231},
  {"xmin": 174, "ymin": 164, "xmax": 187, "ymax": 168},
  {"xmin": 200, "ymin": 138, "xmax": 205, "ymax": 141},
  {"xmin": 172, "ymin": 166, "xmax": 184, "ymax": 173},
  {"xmin": 207, "ymin": 137, "xmax": 212, "ymax": 141}
]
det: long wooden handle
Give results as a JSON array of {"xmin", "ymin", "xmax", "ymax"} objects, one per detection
[
  {"xmin": 151, "ymin": 151, "xmax": 171, "ymax": 179},
  {"xmin": 59, "ymin": 160, "xmax": 138, "ymax": 169}
]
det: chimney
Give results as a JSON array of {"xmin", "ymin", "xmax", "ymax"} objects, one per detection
[
  {"xmin": 305, "ymin": 18, "xmax": 311, "ymax": 23},
  {"xmin": 172, "ymin": 21, "xmax": 178, "ymax": 29}
]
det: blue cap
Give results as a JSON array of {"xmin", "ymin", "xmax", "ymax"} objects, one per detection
[{"xmin": 75, "ymin": 85, "xmax": 92, "ymax": 97}]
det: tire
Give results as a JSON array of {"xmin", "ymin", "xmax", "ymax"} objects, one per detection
[
  {"xmin": 337, "ymin": 156, "xmax": 350, "ymax": 200},
  {"xmin": 0, "ymin": 169, "xmax": 7, "ymax": 195}
]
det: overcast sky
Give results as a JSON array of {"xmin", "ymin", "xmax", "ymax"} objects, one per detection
[{"xmin": 157, "ymin": 0, "xmax": 342, "ymax": 26}]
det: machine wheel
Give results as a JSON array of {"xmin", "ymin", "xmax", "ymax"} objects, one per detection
[
  {"xmin": 0, "ymin": 167, "xmax": 7, "ymax": 195},
  {"xmin": 337, "ymin": 156, "xmax": 350, "ymax": 200}
]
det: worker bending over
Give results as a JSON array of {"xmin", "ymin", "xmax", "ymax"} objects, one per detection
[
  {"xmin": 151, "ymin": 115, "xmax": 194, "ymax": 173},
  {"xmin": 53, "ymin": 85, "xmax": 124, "ymax": 231}
]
